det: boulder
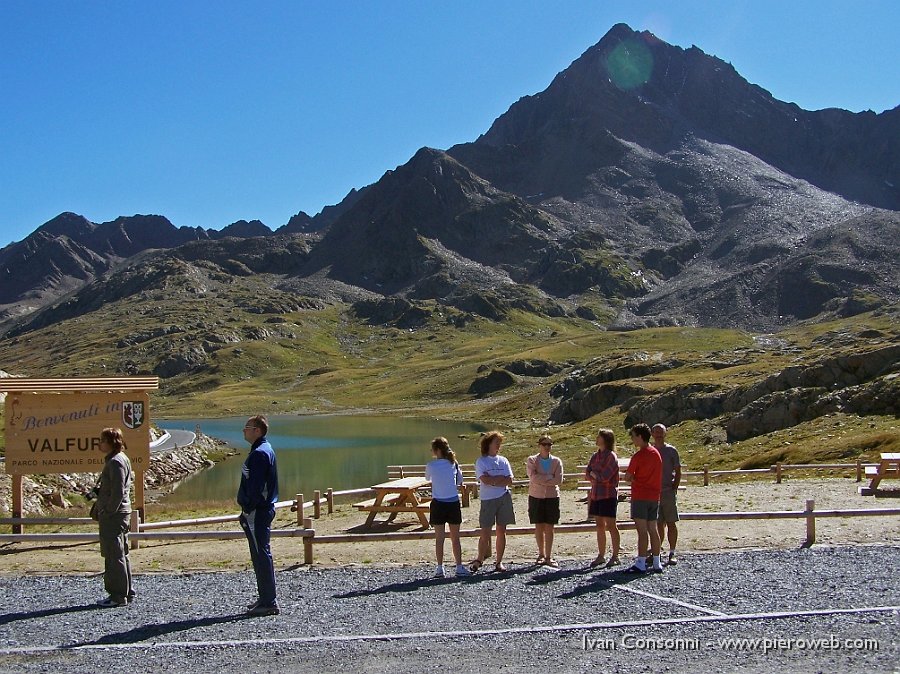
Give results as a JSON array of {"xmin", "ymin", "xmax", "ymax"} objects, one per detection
[
  {"xmin": 503, "ymin": 359, "xmax": 565, "ymax": 377},
  {"xmin": 468, "ymin": 369, "xmax": 519, "ymax": 397},
  {"xmin": 47, "ymin": 490, "xmax": 71, "ymax": 509},
  {"xmin": 152, "ymin": 346, "xmax": 208, "ymax": 378}
]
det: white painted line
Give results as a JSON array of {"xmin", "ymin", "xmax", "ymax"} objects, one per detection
[
  {"xmin": 610, "ymin": 583, "xmax": 728, "ymax": 616},
  {"xmin": 0, "ymin": 605, "xmax": 896, "ymax": 655}
]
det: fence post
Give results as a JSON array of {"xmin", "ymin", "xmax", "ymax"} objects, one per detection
[
  {"xmin": 775, "ymin": 462, "xmax": 782, "ymax": 484},
  {"xmin": 296, "ymin": 493, "xmax": 304, "ymax": 526},
  {"xmin": 326, "ymin": 488, "xmax": 334, "ymax": 514},
  {"xmin": 703, "ymin": 465, "xmax": 709, "ymax": 487},
  {"xmin": 303, "ymin": 519, "xmax": 315, "ymax": 564},
  {"xmin": 805, "ymin": 499, "xmax": 816, "ymax": 546},
  {"xmin": 130, "ymin": 510, "xmax": 141, "ymax": 550},
  {"xmin": 313, "ymin": 490, "xmax": 322, "ymax": 519},
  {"xmin": 856, "ymin": 459, "xmax": 862, "ymax": 483}
]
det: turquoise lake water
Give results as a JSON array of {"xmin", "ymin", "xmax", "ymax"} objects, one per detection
[{"xmin": 159, "ymin": 415, "xmax": 489, "ymax": 503}]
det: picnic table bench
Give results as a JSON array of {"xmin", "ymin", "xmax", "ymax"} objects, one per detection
[
  {"xmin": 387, "ymin": 464, "xmax": 488, "ymax": 504},
  {"xmin": 353, "ymin": 477, "xmax": 432, "ymax": 529},
  {"xmin": 859, "ymin": 452, "xmax": 900, "ymax": 495}
]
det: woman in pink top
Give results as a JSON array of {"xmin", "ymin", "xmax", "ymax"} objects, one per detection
[
  {"xmin": 585, "ymin": 428, "xmax": 621, "ymax": 568},
  {"xmin": 525, "ymin": 435, "xmax": 564, "ymax": 568}
]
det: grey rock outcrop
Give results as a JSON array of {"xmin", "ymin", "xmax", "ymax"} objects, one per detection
[
  {"xmin": 153, "ymin": 346, "xmax": 208, "ymax": 378},
  {"xmin": 551, "ymin": 382, "xmax": 647, "ymax": 423},
  {"xmin": 552, "ymin": 341, "xmax": 900, "ymax": 440},
  {"xmin": 468, "ymin": 369, "xmax": 519, "ymax": 397},
  {"xmin": 503, "ymin": 359, "xmax": 565, "ymax": 377},
  {"xmin": 623, "ymin": 384, "xmax": 726, "ymax": 428}
]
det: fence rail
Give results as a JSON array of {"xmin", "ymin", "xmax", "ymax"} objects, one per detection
[{"xmin": 1, "ymin": 501, "xmax": 897, "ymax": 566}]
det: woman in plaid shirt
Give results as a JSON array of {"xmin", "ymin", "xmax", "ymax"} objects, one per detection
[{"xmin": 586, "ymin": 428, "xmax": 621, "ymax": 568}]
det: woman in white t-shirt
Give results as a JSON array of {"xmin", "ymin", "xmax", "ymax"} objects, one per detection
[
  {"xmin": 425, "ymin": 437, "xmax": 470, "ymax": 577},
  {"xmin": 469, "ymin": 430, "xmax": 515, "ymax": 573}
]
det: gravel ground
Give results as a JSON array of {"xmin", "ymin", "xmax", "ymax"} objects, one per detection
[{"xmin": 0, "ymin": 546, "xmax": 897, "ymax": 673}]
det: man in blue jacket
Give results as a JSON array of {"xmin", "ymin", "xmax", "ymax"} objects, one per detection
[{"xmin": 238, "ymin": 415, "xmax": 280, "ymax": 616}]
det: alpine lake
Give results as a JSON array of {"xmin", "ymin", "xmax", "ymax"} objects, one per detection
[{"xmin": 159, "ymin": 415, "xmax": 489, "ymax": 504}]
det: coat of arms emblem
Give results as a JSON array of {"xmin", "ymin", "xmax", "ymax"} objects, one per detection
[{"xmin": 122, "ymin": 401, "xmax": 145, "ymax": 429}]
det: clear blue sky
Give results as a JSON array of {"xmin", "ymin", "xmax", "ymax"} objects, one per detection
[{"xmin": 1, "ymin": 1, "xmax": 898, "ymax": 246}]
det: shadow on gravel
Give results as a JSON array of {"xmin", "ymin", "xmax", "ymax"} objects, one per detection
[
  {"xmin": 344, "ymin": 523, "xmax": 429, "ymax": 534},
  {"xmin": 525, "ymin": 565, "xmax": 596, "ymax": 586},
  {"xmin": 0, "ymin": 542, "xmax": 94, "ymax": 555},
  {"xmin": 64, "ymin": 613, "xmax": 251, "ymax": 647},
  {"xmin": 557, "ymin": 570, "xmax": 653, "ymax": 599},
  {"xmin": 0, "ymin": 604, "xmax": 97, "ymax": 626},
  {"xmin": 333, "ymin": 564, "xmax": 541, "ymax": 598}
]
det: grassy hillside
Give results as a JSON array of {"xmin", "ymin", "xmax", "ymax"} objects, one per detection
[{"xmin": 1, "ymin": 261, "xmax": 897, "ymax": 474}]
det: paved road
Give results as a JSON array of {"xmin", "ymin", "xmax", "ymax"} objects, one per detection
[
  {"xmin": 0, "ymin": 546, "xmax": 896, "ymax": 673},
  {"xmin": 151, "ymin": 429, "xmax": 196, "ymax": 453}
]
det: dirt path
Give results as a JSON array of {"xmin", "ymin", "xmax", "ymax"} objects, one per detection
[{"xmin": 0, "ymin": 478, "xmax": 897, "ymax": 574}]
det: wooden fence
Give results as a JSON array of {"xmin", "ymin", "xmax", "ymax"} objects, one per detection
[
  {"xmin": 390, "ymin": 460, "xmax": 879, "ymax": 487},
  {"xmin": 300, "ymin": 500, "xmax": 899, "ymax": 563},
  {"xmin": 1, "ymin": 496, "xmax": 897, "ymax": 566},
  {"xmin": 684, "ymin": 461, "xmax": 876, "ymax": 485}
]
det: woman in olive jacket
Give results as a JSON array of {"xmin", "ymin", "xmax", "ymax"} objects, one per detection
[{"xmin": 92, "ymin": 427, "xmax": 134, "ymax": 607}]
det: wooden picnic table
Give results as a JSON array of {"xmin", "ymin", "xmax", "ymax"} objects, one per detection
[
  {"xmin": 353, "ymin": 477, "xmax": 432, "ymax": 529},
  {"xmin": 860, "ymin": 452, "xmax": 900, "ymax": 495}
]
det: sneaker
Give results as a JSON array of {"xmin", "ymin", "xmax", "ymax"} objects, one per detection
[
  {"xmin": 97, "ymin": 597, "xmax": 127, "ymax": 608},
  {"xmin": 650, "ymin": 565, "xmax": 664, "ymax": 574},
  {"xmin": 624, "ymin": 564, "xmax": 647, "ymax": 575},
  {"xmin": 247, "ymin": 603, "xmax": 280, "ymax": 617},
  {"xmin": 247, "ymin": 599, "xmax": 261, "ymax": 610},
  {"xmin": 667, "ymin": 552, "xmax": 678, "ymax": 566},
  {"xmin": 434, "ymin": 565, "xmax": 446, "ymax": 578},
  {"xmin": 455, "ymin": 564, "xmax": 471, "ymax": 577}
]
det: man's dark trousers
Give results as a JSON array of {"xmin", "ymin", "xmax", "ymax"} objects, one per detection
[{"xmin": 239, "ymin": 507, "xmax": 276, "ymax": 606}]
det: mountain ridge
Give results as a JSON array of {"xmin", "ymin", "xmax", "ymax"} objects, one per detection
[{"xmin": 2, "ymin": 23, "xmax": 897, "ymax": 335}]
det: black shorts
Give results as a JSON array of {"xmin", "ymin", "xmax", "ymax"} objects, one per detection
[
  {"xmin": 528, "ymin": 496, "xmax": 560, "ymax": 525},
  {"xmin": 588, "ymin": 498, "xmax": 618, "ymax": 519},
  {"xmin": 430, "ymin": 499, "xmax": 462, "ymax": 526}
]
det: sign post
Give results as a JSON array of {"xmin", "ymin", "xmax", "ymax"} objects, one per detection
[
  {"xmin": 11, "ymin": 475, "xmax": 22, "ymax": 535},
  {"xmin": 1, "ymin": 378, "xmax": 159, "ymax": 531}
]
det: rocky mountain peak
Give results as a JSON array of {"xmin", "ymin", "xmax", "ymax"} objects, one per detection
[
  {"xmin": 279, "ymin": 211, "xmax": 315, "ymax": 234},
  {"xmin": 465, "ymin": 23, "xmax": 899, "ymax": 210},
  {"xmin": 35, "ymin": 212, "xmax": 95, "ymax": 239},
  {"xmin": 215, "ymin": 219, "xmax": 272, "ymax": 239}
]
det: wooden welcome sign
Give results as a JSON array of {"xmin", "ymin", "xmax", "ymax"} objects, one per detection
[
  {"xmin": 5, "ymin": 391, "xmax": 151, "ymax": 473},
  {"xmin": 0, "ymin": 377, "xmax": 158, "ymax": 532}
]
